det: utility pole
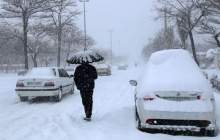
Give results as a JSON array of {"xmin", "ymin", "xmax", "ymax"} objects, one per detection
[
  {"xmin": 109, "ymin": 30, "xmax": 113, "ymax": 66},
  {"xmin": 79, "ymin": 0, "xmax": 89, "ymax": 51},
  {"xmin": 163, "ymin": 6, "xmax": 170, "ymax": 49}
]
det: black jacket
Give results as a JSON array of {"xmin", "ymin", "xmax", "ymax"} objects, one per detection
[{"xmin": 74, "ymin": 63, "xmax": 98, "ymax": 91}]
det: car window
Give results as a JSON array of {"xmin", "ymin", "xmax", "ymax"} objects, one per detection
[
  {"xmin": 58, "ymin": 69, "xmax": 64, "ymax": 77},
  {"xmin": 62, "ymin": 69, "xmax": 69, "ymax": 77},
  {"xmin": 58, "ymin": 69, "xmax": 69, "ymax": 77},
  {"xmin": 52, "ymin": 68, "xmax": 56, "ymax": 76}
]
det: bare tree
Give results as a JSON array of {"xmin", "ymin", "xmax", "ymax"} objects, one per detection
[
  {"xmin": 198, "ymin": 0, "xmax": 220, "ymax": 48},
  {"xmin": 176, "ymin": 12, "xmax": 188, "ymax": 49},
  {"xmin": 142, "ymin": 27, "xmax": 180, "ymax": 60},
  {"xmin": 157, "ymin": 0, "xmax": 208, "ymax": 65},
  {"xmin": 45, "ymin": 0, "xmax": 80, "ymax": 67},
  {"xmin": 28, "ymin": 24, "xmax": 50, "ymax": 67},
  {"xmin": 0, "ymin": 0, "xmax": 52, "ymax": 69}
]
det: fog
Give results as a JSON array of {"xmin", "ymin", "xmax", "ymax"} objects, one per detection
[{"xmin": 76, "ymin": 0, "xmax": 161, "ymax": 60}]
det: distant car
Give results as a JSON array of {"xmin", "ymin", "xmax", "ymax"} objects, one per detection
[
  {"xmin": 94, "ymin": 63, "xmax": 111, "ymax": 76},
  {"xmin": 130, "ymin": 49, "xmax": 217, "ymax": 136},
  {"xmin": 15, "ymin": 67, "xmax": 74, "ymax": 102},
  {"xmin": 117, "ymin": 64, "xmax": 128, "ymax": 70}
]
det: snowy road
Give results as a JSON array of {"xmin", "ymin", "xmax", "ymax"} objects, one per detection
[{"xmin": 0, "ymin": 68, "xmax": 220, "ymax": 140}]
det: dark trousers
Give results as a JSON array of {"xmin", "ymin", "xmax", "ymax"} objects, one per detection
[{"xmin": 80, "ymin": 89, "xmax": 93, "ymax": 118}]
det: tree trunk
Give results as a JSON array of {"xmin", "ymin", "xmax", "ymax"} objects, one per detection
[
  {"xmin": 65, "ymin": 43, "xmax": 71, "ymax": 67},
  {"xmin": 214, "ymin": 34, "xmax": 220, "ymax": 48},
  {"xmin": 31, "ymin": 54, "xmax": 38, "ymax": 67},
  {"xmin": 22, "ymin": 11, "xmax": 29, "ymax": 70},
  {"xmin": 57, "ymin": 13, "xmax": 62, "ymax": 67},
  {"xmin": 189, "ymin": 30, "xmax": 199, "ymax": 66}
]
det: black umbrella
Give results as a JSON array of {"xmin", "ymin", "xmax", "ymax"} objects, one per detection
[{"xmin": 67, "ymin": 49, "xmax": 104, "ymax": 64}]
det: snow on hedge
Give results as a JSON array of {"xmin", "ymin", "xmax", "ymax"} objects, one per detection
[{"xmin": 137, "ymin": 49, "xmax": 212, "ymax": 95}]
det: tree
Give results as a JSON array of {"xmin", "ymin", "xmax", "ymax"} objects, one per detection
[
  {"xmin": 157, "ymin": 0, "xmax": 208, "ymax": 65},
  {"xmin": 28, "ymin": 24, "xmax": 50, "ymax": 67},
  {"xmin": 198, "ymin": 0, "xmax": 220, "ymax": 48},
  {"xmin": 176, "ymin": 12, "xmax": 188, "ymax": 49},
  {"xmin": 0, "ymin": 0, "xmax": 52, "ymax": 69},
  {"xmin": 142, "ymin": 28, "xmax": 180, "ymax": 60},
  {"xmin": 45, "ymin": 0, "xmax": 80, "ymax": 67}
]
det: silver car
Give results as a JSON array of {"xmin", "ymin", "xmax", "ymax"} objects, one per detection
[
  {"xmin": 16, "ymin": 67, "xmax": 74, "ymax": 102},
  {"xmin": 93, "ymin": 63, "xmax": 111, "ymax": 76},
  {"xmin": 130, "ymin": 50, "xmax": 217, "ymax": 136}
]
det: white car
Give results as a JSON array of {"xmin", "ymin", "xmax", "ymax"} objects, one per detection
[
  {"xmin": 15, "ymin": 67, "xmax": 74, "ymax": 102},
  {"xmin": 93, "ymin": 63, "xmax": 111, "ymax": 76},
  {"xmin": 130, "ymin": 49, "xmax": 217, "ymax": 136}
]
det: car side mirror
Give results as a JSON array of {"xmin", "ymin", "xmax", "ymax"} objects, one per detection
[{"xmin": 129, "ymin": 80, "xmax": 137, "ymax": 86}]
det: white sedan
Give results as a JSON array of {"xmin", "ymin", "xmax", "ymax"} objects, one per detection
[
  {"xmin": 130, "ymin": 49, "xmax": 217, "ymax": 136},
  {"xmin": 15, "ymin": 67, "xmax": 74, "ymax": 102},
  {"xmin": 93, "ymin": 63, "xmax": 111, "ymax": 76}
]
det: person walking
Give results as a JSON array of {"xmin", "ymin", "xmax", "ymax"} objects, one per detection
[{"xmin": 74, "ymin": 62, "xmax": 98, "ymax": 121}]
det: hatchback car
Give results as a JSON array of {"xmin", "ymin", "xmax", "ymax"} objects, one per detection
[
  {"xmin": 15, "ymin": 67, "xmax": 74, "ymax": 102},
  {"xmin": 130, "ymin": 49, "xmax": 217, "ymax": 136}
]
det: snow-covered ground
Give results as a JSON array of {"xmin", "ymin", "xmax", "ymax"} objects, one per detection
[{"xmin": 0, "ymin": 68, "xmax": 220, "ymax": 140}]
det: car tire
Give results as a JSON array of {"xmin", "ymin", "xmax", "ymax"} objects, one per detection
[
  {"xmin": 70, "ymin": 85, "xmax": 74, "ymax": 95},
  {"xmin": 135, "ymin": 106, "xmax": 143, "ymax": 131},
  {"xmin": 54, "ymin": 89, "xmax": 62, "ymax": 102},
  {"xmin": 19, "ymin": 96, "xmax": 28, "ymax": 102},
  {"xmin": 200, "ymin": 128, "xmax": 217, "ymax": 137},
  {"xmin": 205, "ymin": 129, "xmax": 217, "ymax": 137},
  {"xmin": 207, "ymin": 130, "xmax": 217, "ymax": 137}
]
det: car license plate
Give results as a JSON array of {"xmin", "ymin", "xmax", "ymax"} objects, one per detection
[{"xmin": 27, "ymin": 82, "xmax": 42, "ymax": 86}]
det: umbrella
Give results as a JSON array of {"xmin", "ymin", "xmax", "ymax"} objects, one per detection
[{"xmin": 66, "ymin": 49, "xmax": 104, "ymax": 64}]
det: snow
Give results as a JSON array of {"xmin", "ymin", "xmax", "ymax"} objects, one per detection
[
  {"xmin": 137, "ymin": 49, "xmax": 212, "ymax": 96},
  {"xmin": 203, "ymin": 69, "xmax": 220, "ymax": 80},
  {"xmin": 24, "ymin": 67, "xmax": 56, "ymax": 78},
  {"xmin": 0, "ymin": 67, "xmax": 219, "ymax": 140}
]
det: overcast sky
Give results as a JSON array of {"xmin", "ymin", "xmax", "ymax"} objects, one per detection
[{"xmin": 76, "ymin": 0, "xmax": 161, "ymax": 60}]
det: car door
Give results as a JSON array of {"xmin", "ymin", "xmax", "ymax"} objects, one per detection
[
  {"xmin": 58, "ymin": 69, "xmax": 72, "ymax": 94},
  {"xmin": 62, "ymin": 69, "xmax": 73, "ymax": 93}
]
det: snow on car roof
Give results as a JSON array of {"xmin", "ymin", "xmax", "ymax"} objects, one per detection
[
  {"xmin": 137, "ymin": 49, "xmax": 212, "ymax": 95},
  {"xmin": 24, "ymin": 67, "xmax": 56, "ymax": 78}
]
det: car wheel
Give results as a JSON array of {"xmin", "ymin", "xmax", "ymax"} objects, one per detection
[
  {"xmin": 200, "ymin": 128, "xmax": 217, "ymax": 137},
  {"xmin": 205, "ymin": 129, "xmax": 217, "ymax": 137},
  {"xmin": 19, "ymin": 96, "xmax": 28, "ymax": 102},
  {"xmin": 70, "ymin": 85, "xmax": 74, "ymax": 95},
  {"xmin": 135, "ymin": 106, "xmax": 143, "ymax": 131},
  {"xmin": 54, "ymin": 89, "xmax": 62, "ymax": 102}
]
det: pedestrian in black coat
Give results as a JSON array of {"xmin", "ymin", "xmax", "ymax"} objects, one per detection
[{"xmin": 74, "ymin": 63, "xmax": 97, "ymax": 121}]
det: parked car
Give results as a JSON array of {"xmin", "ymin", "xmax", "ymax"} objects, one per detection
[
  {"xmin": 129, "ymin": 49, "xmax": 217, "ymax": 136},
  {"xmin": 15, "ymin": 67, "xmax": 74, "ymax": 102},
  {"xmin": 117, "ymin": 64, "xmax": 128, "ymax": 70},
  {"xmin": 93, "ymin": 63, "xmax": 111, "ymax": 76}
]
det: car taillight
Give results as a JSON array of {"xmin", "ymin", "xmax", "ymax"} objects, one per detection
[
  {"xmin": 146, "ymin": 119, "xmax": 156, "ymax": 125},
  {"xmin": 143, "ymin": 95, "xmax": 155, "ymax": 101},
  {"xmin": 16, "ymin": 81, "xmax": 24, "ymax": 87},
  {"xmin": 44, "ymin": 82, "xmax": 55, "ymax": 87}
]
